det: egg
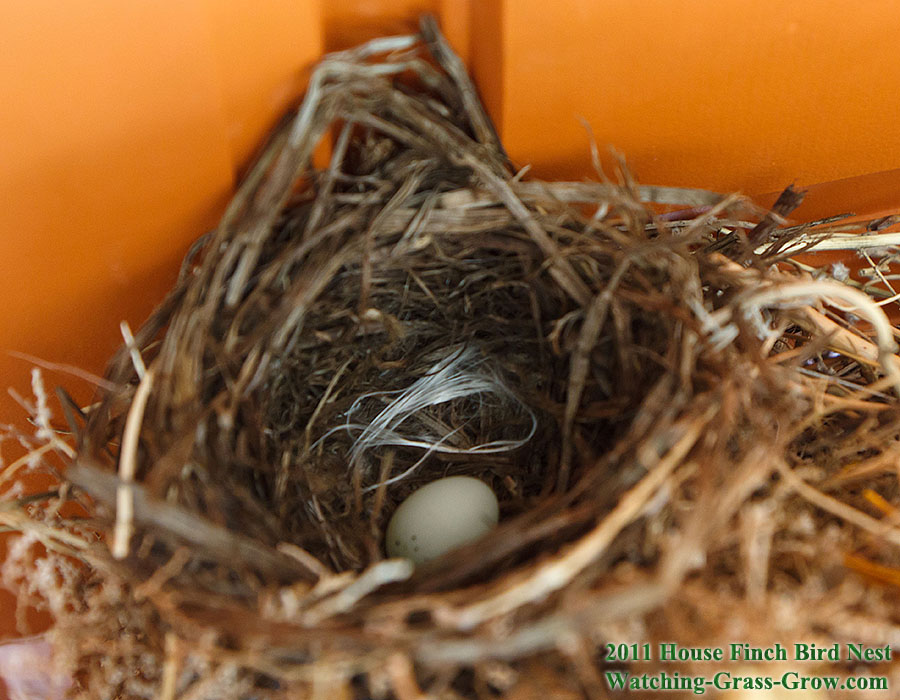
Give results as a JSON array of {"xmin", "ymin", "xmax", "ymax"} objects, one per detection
[{"xmin": 385, "ymin": 476, "xmax": 499, "ymax": 565}]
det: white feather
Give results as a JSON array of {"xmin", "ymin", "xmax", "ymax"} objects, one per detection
[{"xmin": 319, "ymin": 346, "xmax": 536, "ymax": 489}]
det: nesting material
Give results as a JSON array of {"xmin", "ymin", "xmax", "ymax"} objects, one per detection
[{"xmin": 3, "ymin": 15, "xmax": 900, "ymax": 699}]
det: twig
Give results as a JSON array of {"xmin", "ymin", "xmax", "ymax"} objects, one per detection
[
  {"xmin": 119, "ymin": 321, "xmax": 147, "ymax": 380},
  {"xmin": 0, "ymin": 490, "xmax": 60, "ymax": 511},
  {"xmin": 158, "ymin": 633, "xmax": 180, "ymax": 700},
  {"xmin": 761, "ymin": 283, "xmax": 900, "ymax": 397},
  {"xmin": 436, "ymin": 414, "xmax": 708, "ymax": 630},
  {"xmin": 559, "ymin": 258, "xmax": 631, "ymax": 491},
  {"xmin": 303, "ymin": 559, "xmax": 414, "ymax": 625},
  {"xmin": 778, "ymin": 464, "xmax": 900, "ymax": 548},
  {"xmin": 113, "ymin": 366, "xmax": 155, "ymax": 559},
  {"xmin": 70, "ymin": 460, "xmax": 319, "ymax": 581}
]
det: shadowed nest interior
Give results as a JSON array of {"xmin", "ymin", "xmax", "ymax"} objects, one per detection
[{"xmin": 3, "ymin": 15, "xmax": 900, "ymax": 699}]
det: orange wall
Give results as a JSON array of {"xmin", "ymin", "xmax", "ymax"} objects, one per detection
[
  {"xmin": 0, "ymin": 0, "xmax": 322, "ymax": 641},
  {"xmin": 1, "ymin": 0, "xmax": 900, "ymax": 641},
  {"xmin": 494, "ymin": 0, "xmax": 900, "ymax": 221},
  {"xmin": 0, "ymin": 0, "xmax": 321, "ymax": 412},
  {"xmin": 500, "ymin": 1, "xmax": 900, "ymax": 185}
]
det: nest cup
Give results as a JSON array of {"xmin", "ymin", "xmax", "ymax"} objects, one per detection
[{"xmin": 6, "ymin": 15, "xmax": 900, "ymax": 699}]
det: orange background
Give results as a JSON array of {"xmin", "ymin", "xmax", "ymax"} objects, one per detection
[{"xmin": 1, "ymin": 0, "xmax": 899, "ymax": 646}]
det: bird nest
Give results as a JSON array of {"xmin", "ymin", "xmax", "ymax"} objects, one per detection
[{"xmin": 3, "ymin": 16, "xmax": 900, "ymax": 699}]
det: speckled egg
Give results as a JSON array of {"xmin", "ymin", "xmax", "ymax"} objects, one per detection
[{"xmin": 385, "ymin": 476, "xmax": 499, "ymax": 565}]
